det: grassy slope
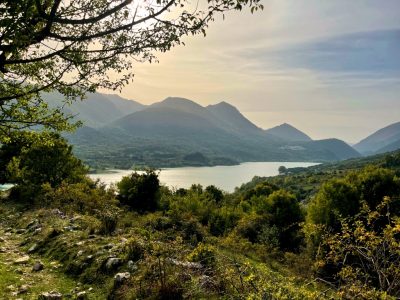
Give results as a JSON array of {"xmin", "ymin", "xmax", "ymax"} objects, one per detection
[
  {"xmin": 2, "ymin": 151, "xmax": 399, "ymax": 299},
  {"xmin": 0, "ymin": 201, "xmax": 332, "ymax": 299}
]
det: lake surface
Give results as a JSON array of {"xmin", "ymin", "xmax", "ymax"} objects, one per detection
[
  {"xmin": 89, "ymin": 162, "xmax": 319, "ymax": 192},
  {"xmin": 0, "ymin": 184, "xmax": 14, "ymax": 191}
]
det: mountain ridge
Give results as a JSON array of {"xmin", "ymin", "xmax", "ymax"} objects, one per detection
[
  {"xmin": 354, "ymin": 121, "xmax": 400, "ymax": 154},
  {"xmin": 265, "ymin": 123, "xmax": 312, "ymax": 142},
  {"xmin": 66, "ymin": 95, "xmax": 361, "ymax": 168}
]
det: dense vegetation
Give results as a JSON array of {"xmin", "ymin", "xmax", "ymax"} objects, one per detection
[{"xmin": 1, "ymin": 136, "xmax": 400, "ymax": 298}]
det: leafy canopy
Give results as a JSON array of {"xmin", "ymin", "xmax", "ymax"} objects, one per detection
[
  {"xmin": 1, "ymin": 131, "xmax": 87, "ymax": 187},
  {"xmin": 0, "ymin": 0, "xmax": 263, "ymax": 139}
]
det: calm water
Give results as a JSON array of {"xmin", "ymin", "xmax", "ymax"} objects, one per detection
[
  {"xmin": 89, "ymin": 162, "xmax": 318, "ymax": 192},
  {"xmin": 0, "ymin": 184, "xmax": 13, "ymax": 191}
]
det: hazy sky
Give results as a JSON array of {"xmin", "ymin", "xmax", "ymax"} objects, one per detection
[{"xmin": 114, "ymin": 0, "xmax": 400, "ymax": 143}]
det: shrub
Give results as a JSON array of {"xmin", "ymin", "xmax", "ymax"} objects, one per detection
[
  {"xmin": 4, "ymin": 133, "xmax": 87, "ymax": 188},
  {"xmin": 204, "ymin": 185, "xmax": 224, "ymax": 203},
  {"xmin": 37, "ymin": 180, "xmax": 118, "ymax": 217},
  {"xmin": 307, "ymin": 179, "xmax": 360, "ymax": 229},
  {"xmin": 124, "ymin": 238, "xmax": 146, "ymax": 261},
  {"xmin": 188, "ymin": 243, "xmax": 217, "ymax": 268},
  {"xmin": 318, "ymin": 196, "xmax": 400, "ymax": 298},
  {"xmin": 263, "ymin": 190, "xmax": 304, "ymax": 251},
  {"xmin": 117, "ymin": 170, "xmax": 160, "ymax": 212}
]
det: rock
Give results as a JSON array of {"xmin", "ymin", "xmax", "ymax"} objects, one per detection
[
  {"xmin": 38, "ymin": 291, "xmax": 63, "ymax": 299},
  {"xmin": 85, "ymin": 255, "xmax": 93, "ymax": 262},
  {"xmin": 76, "ymin": 250, "xmax": 83, "ymax": 257},
  {"xmin": 105, "ymin": 257, "xmax": 122, "ymax": 270},
  {"xmin": 32, "ymin": 261, "xmax": 44, "ymax": 272},
  {"xmin": 0, "ymin": 237, "xmax": 5, "ymax": 242},
  {"xmin": 17, "ymin": 285, "xmax": 29, "ymax": 294},
  {"xmin": 76, "ymin": 241, "xmax": 85, "ymax": 246},
  {"xmin": 167, "ymin": 258, "xmax": 202, "ymax": 270},
  {"xmin": 27, "ymin": 243, "xmax": 38, "ymax": 253},
  {"xmin": 14, "ymin": 255, "xmax": 29, "ymax": 264},
  {"xmin": 0, "ymin": 247, "xmax": 6, "ymax": 253},
  {"xmin": 26, "ymin": 219, "xmax": 38, "ymax": 229},
  {"xmin": 33, "ymin": 227, "xmax": 42, "ymax": 234},
  {"xmin": 6, "ymin": 284, "xmax": 15, "ymax": 291},
  {"xmin": 76, "ymin": 291, "xmax": 88, "ymax": 299},
  {"xmin": 28, "ymin": 223, "xmax": 41, "ymax": 231},
  {"xmin": 88, "ymin": 234, "xmax": 96, "ymax": 239},
  {"xmin": 15, "ymin": 229, "xmax": 25, "ymax": 234},
  {"xmin": 51, "ymin": 209, "xmax": 66, "ymax": 219},
  {"xmin": 120, "ymin": 237, "xmax": 128, "ymax": 244},
  {"xmin": 114, "ymin": 272, "xmax": 130, "ymax": 285},
  {"xmin": 64, "ymin": 226, "xmax": 72, "ymax": 231},
  {"xmin": 103, "ymin": 243, "xmax": 114, "ymax": 250}
]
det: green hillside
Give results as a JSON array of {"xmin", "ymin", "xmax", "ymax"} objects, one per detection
[{"xmin": 1, "ymin": 135, "xmax": 399, "ymax": 299}]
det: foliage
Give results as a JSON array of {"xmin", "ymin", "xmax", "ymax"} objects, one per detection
[
  {"xmin": 2, "ymin": 148, "xmax": 400, "ymax": 298},
  {"xmin": 117, "ymin": 170, "xmax": 161, "ymax": 212},
  {"xmin": 4, "ymin": 133, "xmax": 87, "ymax": 188},
  {"xmin": 319, "ymin": 196, "xmax": 400, "ymax": 298},
  {"xmin": 0, "ymin": 0, "xmax": 262, "ymax": 136},
  {"xmin": 307, "ymin": 178, "xmax": 360, "ymax": 229}
]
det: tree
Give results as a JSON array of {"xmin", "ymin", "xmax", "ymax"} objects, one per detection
[
  {"xmin": 263, "ymin": 190, "xmax": 303, "ymax": 250},
  {"xmin": 307, "ymin": 179, "xmax": 360, "ymax": 230},
  {"xmin": 278, "ymin": 165, "xmax": 287, "ymax": 175},
  {"xmin": 117, "ymin": 170, "xmax": 160, "ymax": 212},
  {"xmin": 0, "ymin": 0, "xmax": 263, "ymax": 139},
  {"xmin": 4, "ymin": 132, "xmax": 87, "ymax": 187}
]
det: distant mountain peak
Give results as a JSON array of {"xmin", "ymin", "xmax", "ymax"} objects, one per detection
[
  {"xmin": 207, "ymin": 101, "xmax": 239, "ymax": 112},
  {"xmin": 265, "ymin": 123, "xmax": 312, "ymax": 142},
  {"xmin": 151, "ymin": 96, "xmax": 205, "ymax": 111}
]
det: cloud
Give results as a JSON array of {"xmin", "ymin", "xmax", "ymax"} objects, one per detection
[{"xmin": 234, "ymin": 29, "xmax": 400, "ymax": 79}]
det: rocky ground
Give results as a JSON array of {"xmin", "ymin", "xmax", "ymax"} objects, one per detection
[{"xmin": 0, "ymin": 209, "xmax": 103, "ymax": 299}]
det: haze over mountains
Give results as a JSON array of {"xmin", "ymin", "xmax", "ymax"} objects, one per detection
[{"xmin": 52, "ymin": 92, "xmax": 398, "ymax": 169}]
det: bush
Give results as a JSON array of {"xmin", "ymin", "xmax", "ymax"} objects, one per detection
[
  {"xmin": 318, "ymin": 196, "xmax": 400, "ymax": 298},
  {"xmin": 188, "ymin": 243, "xmax": 217, "ymax": 268},
  {"xmin": 204, "ymin": 185, "xmax": 224, "ymax": 203},
  {"xmin": 263, "ymin": 190, "xmax": 303, "ymax": 251},
  {"xmin": 117, "ymin": 170, "xmax": 160, "ymax": 212},
  {"xmin": 307, "ymin": 179, "xmax": 360, "ymax": 229},
  {"xmin": 37, "ymin": 180, "xmax": 118, "ymax": 216},
  {"xmin": 4, "ymin": 133, "xmax": 87, "ymax": 188}
]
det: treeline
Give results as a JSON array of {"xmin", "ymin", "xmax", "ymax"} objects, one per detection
[{"xmin": 1, "ymin": 132, "xmax": 400, "ymax": 298}]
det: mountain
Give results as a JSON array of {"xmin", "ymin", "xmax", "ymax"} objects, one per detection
[
  {"xmin": 66, "ymin": 97, "xmax": 360, "ymax": 168},
  {"xmin": 354, "ymin": 122, "xmax": 400, "ymax": 155},
  {"xmin": 376, "ymin": 139, "xmax": 400, "ymax": 154},
  {"xmin": 265, "ymin": 123, "xmax": 312, "ymax": 142},
  {"xmin": 107, "ymin": 97, "xmax": 227, "ymax": 138},
  {"xmin": 301, "ymin": 139, "xmax": 360, "ymax": 161},
  {"xmin": 46, "ymin": 92, "xmax": 146, "ymax": 128},
  {"xmin": 206, "ymin": 101, "xmax": 264, "ymax": 135}
]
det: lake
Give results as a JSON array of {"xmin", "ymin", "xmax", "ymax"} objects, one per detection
[
  {"xmin": 0, "ymin": 184, "xmax": 14, "ymax": 191},
  {"xmin": 89, "ymin": 162, "xmax": 319, "ymax": 192}
]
